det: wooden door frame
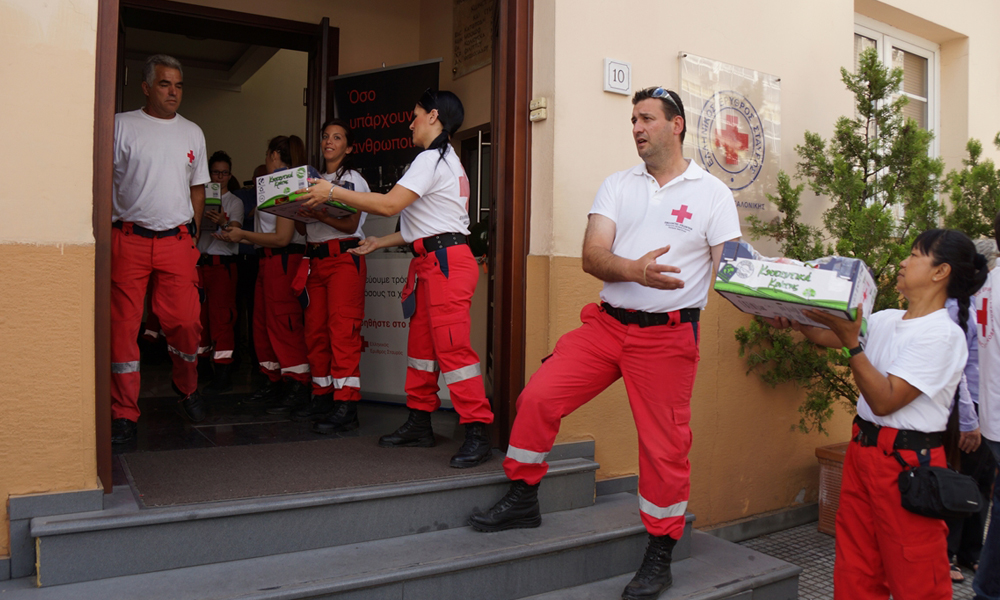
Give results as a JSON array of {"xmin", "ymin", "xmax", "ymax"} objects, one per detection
[
  {"xmin": 491, "ymin": 0, "xmax": 532, "ymax": 447},
  {"xmin": 93, "ymin": 0, "xmax": 339, "ymax": 492}
]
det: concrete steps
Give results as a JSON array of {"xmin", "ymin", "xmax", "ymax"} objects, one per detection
[
  {"xmin": 519, "ymin": 531, "xmax": 801, "ymax": 600},
  {"xmin": 3, "ymin": 493, "xmax": 669, "ymax": 600},
  {"xmin": 30, "ymin": 456, "xmax": 598, "ymax": 586}
]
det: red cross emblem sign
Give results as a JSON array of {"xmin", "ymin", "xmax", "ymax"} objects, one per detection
[
  {"xmin": 187, "ymin": 150, "xmax": 195, "ymax": 164},
  {"xmin": 714, "ymin": 114, "xmax": 749, "ymax": 165},
  {"xmin": 671, "ymin": 205, "xmax": 693, "ymax": 224}
]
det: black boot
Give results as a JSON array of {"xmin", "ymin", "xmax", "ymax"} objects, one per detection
[
  {"xmin": 205, "ymin": 362, "xmax": 234, "ymax": 396},
  {"xmin": 265, "ymin": 380, "xmax": 310, "ymax": 415},
  {"xmin": 621, "ymin": 534, "xmax": 677, "ymax": 600},
  {"xmin": 449, "ymin": 423, "xmax": 493, "ymax": 468},
  {"xmin": 468, "ymin": 480, "xmax": 541, "ymax": 532},
  {"xmin": 245, "ymin": 378, "xmax": 283, "ymax": 406},
  {"xmin": 313, "ymin": 401, "xmax": 360, "ymax": 433},
  {"xmin": 291, "ymin": 393, "xmax": 334, "ymax": 422},
  {"xmin": 176, "ymin": 390, "xmax": 207, "ymax": 423},
  {"xmin": 111, "ymin": 418, "xmax": 137, "ymax": 444},
  {"xmin": 197, "ymin": 356, "xmax": 214, "ymax": 383},
  {"xmin": 378, "ymin": 409, "xmax": 435, "ymax": 447}
]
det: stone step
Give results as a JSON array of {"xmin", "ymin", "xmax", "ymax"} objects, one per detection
[
  {"xmin": 31, "ymin": 456, "xmax": 598, "ymax": 586},
  {"xmin": 5, "ymin": 493, "xmax": 677, "ymax": 599},
  {"xmin": 518, "ymin": 530, "xmax": 801, "ymax": 600}
]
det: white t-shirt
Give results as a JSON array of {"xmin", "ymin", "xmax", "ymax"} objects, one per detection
[
  {"xmin": 395, "ymin": 147, "xmax": 471, "ymax": 243},
  {"xmin": 856, "ymin": 308, "xmax": 967, "ymax": 432},
  {"xmin": 113, "ymin": 109, "xmax": 210, "ymax": 230},
  {"xmin": 305, "ymin": 170, "xmax": 370, "ymax": 243},
  {"xmin": 197, "ymin": 191, "xmax": 244, "ymax": 256},
  {"xmin": 590, "ymin": 159, "xmax": 742, "ymax": 312},
  {"xmin": 976, "ymin": 268, "xmax": 1000, "ymax": 440}
]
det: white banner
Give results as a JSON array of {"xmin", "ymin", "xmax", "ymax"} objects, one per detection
[
  {"xmin": 680, "ymin": 52, "xmax": 781, "ymax": 234},
  {"xmin": 359, "ymin": 241, "xmax": 452, "ymax": 407}
]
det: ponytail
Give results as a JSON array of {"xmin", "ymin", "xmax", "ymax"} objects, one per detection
[
  {"xmin": 416, "ymin": 89, "xmax": 464, "ymax": 166},
  {"xmin": 266, "ymin": 135, "xmax": 306, "ymax": 168},
  {"xmin": 912, "ymin": 229, "xmax": 988, "ymax": 335}
]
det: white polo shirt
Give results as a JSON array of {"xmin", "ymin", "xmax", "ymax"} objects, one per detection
[
  {"xmin": 590, "ymin": 159, "xmax": 741, "ymax": 313},
  {"xmin": 305, "ymin": 169, "xmax": 370, "ymax": 243},
  {"xmin": 197, "ymin": 191, "xmax": 244, "ymax": 256},
  {"xmin": 113, "ymin": 109, "xmax": 210, "ymax": 230},
  {"xmin": 856, "ymin": 308, "xmax": 967, "ymax": 432},
  {"xmin": 396, "ymin": 147, "xmax": 471, "ymax": 243},
  {"xmin": 976, "ymin": 269, "xmax": 1000, "ymax": 441}
]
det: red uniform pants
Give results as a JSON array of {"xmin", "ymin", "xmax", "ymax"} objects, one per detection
[
  {"xmin": 198, "ymin": 258, "xmax": 238, "ymax": 364},
  {"xmin": 304, "ymin": 241, "xmax": 366, "ymax": 399},
  {"xmin": 253, "ymin": 251, "xmax": 310, "ymax": 383},
  {"xmin": 834, "ymin": 422, "xmax": 951, "ymax": 600},
  {"xmin": 111, "ymin": 224, "xmax": 201, "ymax": 421},
  {"xmin": 503, "ymin": 302, "xmax": 699, "ymax": 539},
  {"xmin": 404, "ymin": 242, "xmax": 492, "ymax": 424}
]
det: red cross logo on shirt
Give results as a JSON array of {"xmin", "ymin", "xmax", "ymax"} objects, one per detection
[
  {"xmin": 671, "ymin": 205, "xmax": 693, "ymax": 224},
  {"xmin": 187, "ymin": 150, "xmax": 195, "ymax": 164},
  {"xmin": 714, "ymin": 114, "xmax": 749, "ymax": 165},
  {"xmin": 979, "ymin": 298, "xmax": 989, "ymax": 337}
]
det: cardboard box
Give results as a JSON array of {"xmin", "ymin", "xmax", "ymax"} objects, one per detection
[
  {"xmin": 714, "ymin": 241, "xmax": 877, "ymax": 332},
  {"xmin": 203, "ymin": 183, "xmax": 223, "ymax": 225},
  {"xmin": 256, "ymin": 166, "xmax": 358, "ymax": 223}
]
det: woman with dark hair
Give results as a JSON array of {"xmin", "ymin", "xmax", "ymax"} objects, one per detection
[
  {"xmin": 296, "ymin": 89, "xmax": 494, "ymax": 468},
  {"xmin": 216, "ymin": 135, "xmax": 312, "ymax": 413},
  {"xmin": 290, "ymin": 120, "xmax": 371, "ymax": 432},
  {"xmin": 768, "ymin": 229, "xmax": 988, "ymax": 599}
]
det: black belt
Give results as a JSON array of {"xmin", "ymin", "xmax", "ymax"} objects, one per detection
[
  {"xmin": 413, "ymin": 233, "xmax": 467, "ymax": 256},
  {"xmin": 198, "ymin": 254, "xmax": 238, "ymax": 266},
  {"xmin": 113, "ymin": 220, "xmax": 195, "ymax": 238},
  {"xmin": 600, "ymin": 302, "xmax": 700, "ymax": 327},
  {"xmin": 307, "ymin": 238, "xmax": 360, "ymax": 258},
  {"xmin": 257, "ymin": 244, "xmax": 306, "ymax": 258},
  {"xmin": 853, "ymin": 416, "xmax": 943, "ymax": 451}
]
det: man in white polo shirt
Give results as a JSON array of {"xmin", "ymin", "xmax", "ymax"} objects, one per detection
[
  {"xmin": 469, "ymin": 87, "xmax": 741, "ymax": 600},
  {"xmin": 111, "ymin": 54, "xmax": 210, "ymax": 444}
]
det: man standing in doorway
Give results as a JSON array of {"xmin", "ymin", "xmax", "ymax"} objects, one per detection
[
  {"xmin": 470, "ymin": 87, "xmax": 741, "ymax": 600},
  {"xmin": 110, "ymin": 54, "xmax": 210, "ymax": 444}
]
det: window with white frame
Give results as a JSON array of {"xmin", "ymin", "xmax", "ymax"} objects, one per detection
[{"xmin": 854, "ymin": 16, "xmax": 939, "ymax": 155}]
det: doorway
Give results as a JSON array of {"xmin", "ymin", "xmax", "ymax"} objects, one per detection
[{"xmin": 93, "ymin": 0, "xmax": 532, "ymax": 495}]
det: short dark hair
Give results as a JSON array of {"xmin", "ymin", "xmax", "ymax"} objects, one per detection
[
  {"xmin": 208, "ymin": 150, "xmax": 232, "ymax": 170},
  {"xmin": 632, "ymin": 87, "xmax": 686, "ymax": 144}
]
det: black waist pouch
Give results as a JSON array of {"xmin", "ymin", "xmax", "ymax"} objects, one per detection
[{"xmin": 895, "ymin": 451, "xmax": 981, "ymax": 519}]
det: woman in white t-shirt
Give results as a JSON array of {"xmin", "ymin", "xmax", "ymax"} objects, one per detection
[
  {"xmin": 296, "ymin": 90, "xmax": 493, "ymax": 468},
  {"xmin": 768, "ymin": 229, "xmax": 987, "ymax": 600},
  {"xmin": 291, "ymin": 119, "xmax": 371, "ymax": 432},
  {"xmin": 216, "ymin": 135, "xmax": 312, "ymax": 413}
]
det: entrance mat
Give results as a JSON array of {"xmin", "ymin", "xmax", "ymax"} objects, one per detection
[{"xmin": 121, "ymin": 436, "xmax": 502, "ymax": 507}]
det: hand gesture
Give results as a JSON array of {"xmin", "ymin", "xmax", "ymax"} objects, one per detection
[
  {"xmin": 348, "ymin": 236, "xmax": 381, "ymax": 256},
  {"xmin": 214, "ymin": 225, "xmax": 245, "ymax": 243},
  {"xmin": 295, "ymin": 178, "xmax": 333, "ymax": 210},
  {"xmin": 802, "ymin": 303, "xmax": 863, "ymax": 348},
  {"xmin": 636, "ymin": 246, "xmax": 684, "ymax": 290},
  {"xmin": 205, "ymin": 209, "xmax": 228, "ymax": 227}
]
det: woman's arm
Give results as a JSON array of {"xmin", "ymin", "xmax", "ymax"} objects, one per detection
[
  {"xmin": 349, "ymin": 231, "xmax": 406, "ymax": 256},
  {"xmin": 296, "ymin": 180, "xmax": 419, "ymax": 217},
  {"xmin": 216, "ymin": 216, "xmax": 296, "ymax": 248}
]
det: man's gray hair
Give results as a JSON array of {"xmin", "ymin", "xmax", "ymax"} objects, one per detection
[{"xmin": 143, "ymin": 54, "xmax": 184, "ymax": 86}]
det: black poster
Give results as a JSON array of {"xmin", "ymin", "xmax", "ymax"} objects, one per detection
[{"xmin": 331, "ymin": 59, "xmax": 441, "ymax": 193}]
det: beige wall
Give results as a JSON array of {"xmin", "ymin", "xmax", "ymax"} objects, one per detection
[
  {"xmin": 0, "ymin": 0, "xmax": 101, "ymax": 556},
  {"xmin": 529, "ymin": 0, "xmax": 1000, "ymax": 529}
]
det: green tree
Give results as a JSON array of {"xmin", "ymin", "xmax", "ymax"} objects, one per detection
[
  {"xmin": 943, "ymin": 135, "xmax": 1000, "ymax": 239},
  {"xmin": 735, "ymin": 47, "xmax": 944, "ymax": 434}
]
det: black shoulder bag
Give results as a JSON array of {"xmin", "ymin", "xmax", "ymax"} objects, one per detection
[{"xmin": 894, "ymin": 450, "xmax": 981, "ymax": 519}]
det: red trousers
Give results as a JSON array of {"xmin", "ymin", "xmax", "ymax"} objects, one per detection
[
  {"xmin": 503, "ymin": 302, "xmax": 699, "ymax": 539},
  {"xmin": 304, "ymin": 242, "xmax": 366, "ymax": 399},
  {"xmin": 253, "ymin": 251, "xmax": 310, "ymax": 383},
  {"xmin": 111, "ymin": 225, "xmax": 201, "ymax": 421},
  {"xmin": 198, "ymin": 258, "xmax": 238, "ymax": 364},
  {"xmin": 834, "ymin": 423, "xmax": 951, "ymax": 600},
  {"xmin": 404, "ymin": 242, "xmax": 492, "ymax": 424}
]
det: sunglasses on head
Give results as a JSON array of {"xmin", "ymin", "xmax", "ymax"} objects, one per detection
[{"xmin": 649, "ymin": 87, "xmax": 682, "ymax": 115}]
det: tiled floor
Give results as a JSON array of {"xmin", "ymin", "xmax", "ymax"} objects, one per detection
[{"xmin": 739, "ymin": 523, "xmax": 979, "ymax": 599}]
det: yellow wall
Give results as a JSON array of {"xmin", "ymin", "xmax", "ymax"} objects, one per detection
[
  {"xmin": 529, "ymin": 0, "xmax": 1000, "ymax": 529},
  {"xmin": 0, "ymin": 0, "xmax": 101, "ymax": 556}
]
